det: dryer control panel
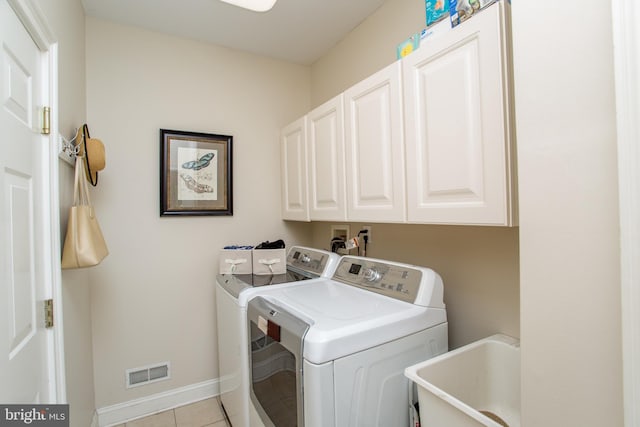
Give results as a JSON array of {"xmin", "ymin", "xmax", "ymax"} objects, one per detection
[
  {"xmin": 332, "ymin": 256, "xmax": 444, "ymax": 307},
  {"xmin": 286, "ymin": 246, "xmax": 338, "ymax": 278}
]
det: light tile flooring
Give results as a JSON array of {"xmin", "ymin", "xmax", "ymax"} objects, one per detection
[{"xmin": 112, "ymin": 397, "xmax": 230, "ymax": 427}]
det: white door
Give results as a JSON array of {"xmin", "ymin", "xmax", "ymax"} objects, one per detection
[
  {"xmin": 1, "ymin": 0, "xmax": 55, "ymax": 403},
  {"xmin": 344, "ymin": 61, "xmax": 406, "ymax": 222},
  {"xmin": 403, "ymin": 1, "xmax": 516, "ymax": 226},
  {"xmin": 307, "ymin": 94, "xmax": 346, "ymax": 221},
  {"xmin": 281, "ymin": 116, "xmax": 310, "ymax": 221}
]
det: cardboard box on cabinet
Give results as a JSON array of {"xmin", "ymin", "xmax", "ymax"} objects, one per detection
[
  {"xmin": 426, "ymin": 0, "xmax": 451, "ymax": 26},
  {"xmin": 450, "ymin": 0, "xmax": 498, "ymax": 27}
]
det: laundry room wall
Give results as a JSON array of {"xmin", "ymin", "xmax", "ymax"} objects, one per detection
[
  {"xmin": 308, "ymin": 0, "xmax": 520, "ymax": 349},
  {"xmin": 32, "ymin": 0, "xmax": 96, "ymax": 425},
  {"xmin": 512, "ymin": 1, "xmax": 622, "ymax": 425},
  {"xmin": 311, "ymin": 0, "xmax": 425, "ymax": 107},
  {"xmin": 85, "ymin": 18, "xmax": 312, "ymax": 408}
]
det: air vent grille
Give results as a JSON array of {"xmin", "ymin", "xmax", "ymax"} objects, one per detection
[
  {"xmin": 149, "ymin": 364, "xmax": 169, "ymax": 381},
  {"xmin": 126, "ymin": 362, "xmax": 170, "ymax": 388}
]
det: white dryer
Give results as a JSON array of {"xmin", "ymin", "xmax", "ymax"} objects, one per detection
[
  {"xmin": 215, "ymin": 246, "xmax": 339, "ymax": 427},
  {"xmin": 247, "ymin": 255, "xmax": 448, "ymax": 427}
]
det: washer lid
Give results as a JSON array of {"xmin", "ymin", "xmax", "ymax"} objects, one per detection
[{"xmin": 261, "ymin": 280, "xmax": 446, "ymax": 364}]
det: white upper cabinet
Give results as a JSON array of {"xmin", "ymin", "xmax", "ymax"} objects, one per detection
[
  {"xmin": 344, "ymin": 61, "xmax": 406, "ymax": 222},
  {"xmin": 280, "ymin": 2, "xmax": 516, "ymax": 226},
  {"xmin": 403, "ymin": 2, "xmax": 517, "ymax": 225},
  {"xmin": 281, "ymin": 116, "xmax": 310, "ymax": 221},
  {"xmin": 307, "ymin": 95, "xmax": 347, "ymax": 221}
]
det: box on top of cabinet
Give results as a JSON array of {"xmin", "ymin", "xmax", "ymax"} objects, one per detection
[
  {"xmin": 421, "ymin": 18, "xmax": 453, "ymax": 44},
  {"xmin": 450, "ymin": 0, "xmax": 498, "ymax": 27},
  {"xmin": 397, "ymin": 33, "xmax": 420, "ymax": 59},
  {"xmin": 425, "ymin": 0, "xmax": 451, "ymax": 26}
]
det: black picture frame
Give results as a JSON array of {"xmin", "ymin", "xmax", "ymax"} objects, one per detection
[{"xmin": 160, "ymin": 129, "xmax": 233, "ymax": 216}]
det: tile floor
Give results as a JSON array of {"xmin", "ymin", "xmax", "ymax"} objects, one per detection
[{"xmin": 112, "ymin": 397, "xmax": 230, "ymax": 427}]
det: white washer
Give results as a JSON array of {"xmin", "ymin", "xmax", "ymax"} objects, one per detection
[
  {"xmin": 247, "ymin": 255, "xmax": 448, "ymax": 427},
  {"xmin": 215, "ymin": 246, "xmax": 339, "ymax": 427}
]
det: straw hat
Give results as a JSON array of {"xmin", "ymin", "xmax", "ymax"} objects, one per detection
[{"xmin": 75, "ymin": 124, "xmax": 105, "ymax": 186}]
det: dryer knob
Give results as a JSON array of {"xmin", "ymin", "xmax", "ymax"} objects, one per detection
[
  {"xmin": 363, "ymin": 268, "xmax": 381, "ymax": 282},
  {"xmin": 300, "ymin": 254, "xmax": 311, "ymax": 263}
]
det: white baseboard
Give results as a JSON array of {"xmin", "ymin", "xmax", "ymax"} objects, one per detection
[{"xmin": 96, "ymin": 379, "xmax": 220, "ymax": 427}]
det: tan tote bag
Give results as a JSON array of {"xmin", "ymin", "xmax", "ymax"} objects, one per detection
[{"xmin": 61, "ymin": 155, "xmax": 109, "ymax": 269}]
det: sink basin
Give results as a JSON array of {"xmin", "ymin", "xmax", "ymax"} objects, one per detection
[{"xmin": 405, "ymin": 334, "xmax": 520, "ymax": 427}]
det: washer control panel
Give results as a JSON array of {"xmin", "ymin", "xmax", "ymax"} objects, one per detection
[
  {"xmin": 286, "ymin": 246, "xmax": 334, "ymax": 277},
  {"xmin": 333, "ymin": 256, "xmax": 425, "ymax": 304}
]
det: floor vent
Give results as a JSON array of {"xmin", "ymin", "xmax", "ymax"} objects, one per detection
[{"xmin": 126, "ymin": 362, "xmax": 170, "ymax": 388}]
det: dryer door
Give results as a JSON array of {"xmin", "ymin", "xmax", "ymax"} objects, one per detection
[{"xmin": 247, "ymin": 297, "xmax": 309, "ymax": 427}]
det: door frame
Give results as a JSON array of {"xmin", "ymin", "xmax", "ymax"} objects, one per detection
[
  {"xmin": 612, "ymin": 1, "xmax": 640, "ymax": 426},
  {"xmin": 7, "ymin": 0, "xmax": 66, "ymax": 402}
]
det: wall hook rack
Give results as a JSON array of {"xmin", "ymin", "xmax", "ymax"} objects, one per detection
[{"xmin": 58, "ymin": 129, "xmax": 80, "ymax": 166}]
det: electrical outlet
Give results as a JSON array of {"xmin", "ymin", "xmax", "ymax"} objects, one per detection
[
  {"xmin": 331, "ymin": 225, "xmax": 350, "ymax": 242},
  {"xmin": 362, "ymin": 225, "xmax": 372, "ymax": 243}
]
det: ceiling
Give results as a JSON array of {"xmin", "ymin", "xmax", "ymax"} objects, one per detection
[{"xmin": 81, "ymin": 0, "xmax": 386, "ymax": 65}]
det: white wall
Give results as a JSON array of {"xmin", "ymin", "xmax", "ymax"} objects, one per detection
[
  {"xmin": 308, "ymin": 0, "xmax": 520, "ymax": 350},
  {"xmin": 85, "ymin": 18, "xmax": 312, "ymax": 408},
  {"xmin": 31, "ymin": 0, "xmax": 96, "ymax": 426},
  {"xmin": 512, "ymin": 2, "xmax": 623, "ymax": 426},
  {"xmin": 311, "ymin": 0, "xmax": 425, "ymax": 107}
]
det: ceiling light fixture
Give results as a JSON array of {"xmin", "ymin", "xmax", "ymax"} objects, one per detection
[{"xmin": 218, "ymin": 0, "xmax": 277, "ymax": 12}]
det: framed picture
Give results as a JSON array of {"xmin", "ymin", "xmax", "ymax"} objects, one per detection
[{"xmin": 160, "ymin": 129, "xmax": 232, "ymax": 216}]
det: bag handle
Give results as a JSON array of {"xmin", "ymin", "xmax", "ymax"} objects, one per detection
[{"xmin": 73, "ymin": 154, "xmax": 93, "ymax": 208}]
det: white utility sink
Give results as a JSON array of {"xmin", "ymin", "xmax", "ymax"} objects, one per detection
[{"xmin": 405, "ymin": 334, "xmax": 520, "ymax": 427}]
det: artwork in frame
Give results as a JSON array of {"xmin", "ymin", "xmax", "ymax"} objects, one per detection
[{"xmin": 160, "ymin": 129, "xmax": 233, "ymax": 216}]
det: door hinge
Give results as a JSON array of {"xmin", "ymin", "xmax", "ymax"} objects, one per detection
[
  {"xmin": 44, "ymin": 299, "xmax": 54, "ymax": 328},
  {"xmin": 41, "ymin": 106, "xmax": 50, "ymax": 135}
]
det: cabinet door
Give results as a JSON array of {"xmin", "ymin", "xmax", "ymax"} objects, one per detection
[
  {"xmin": 344, "ymin": 61, "xmax": 406, "ymax": 222},
  {"xmin": 403, "ymin": 2, "xmax": 516, "ymax": 225},
  {"xmin": 281, "ymin": 117, "xmax": 310, "ymax": 221},
  {"xmin": 307, "ymin": 95, "xmax": 347, "ymax": 221}
]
